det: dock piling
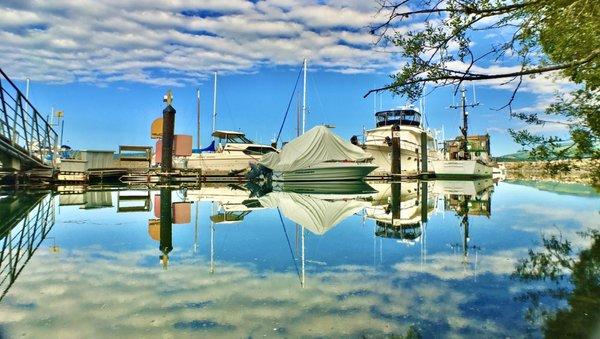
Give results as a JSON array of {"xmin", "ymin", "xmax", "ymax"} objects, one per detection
[
  {"xmin": 391, "ymin": 124, "xmax": 400, "ymax": 175},
  {"xmin": 161, "ymin": 91, "xmax": 176, "ymax": 175},
  {"xmin": 420, "ymin": 131, "xmax": 428, "ymax": 173}
]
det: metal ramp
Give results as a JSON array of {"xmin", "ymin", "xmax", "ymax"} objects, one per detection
[
  {"xmin": 0, "ymin": 193, "xmax": 56, "ymax": 302},
  {"xmin": 0, "ymin": 68, "xmax": 58, "ymax": 171}
]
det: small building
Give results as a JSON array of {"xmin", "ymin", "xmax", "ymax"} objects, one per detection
[{"xmin": 443, "ymin": 134, "xmax": 491, "ymax": 161}]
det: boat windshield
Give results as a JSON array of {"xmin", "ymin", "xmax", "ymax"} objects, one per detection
[
  {"xmin": 220, "ymin": 134, "xmax": 254, "ymax": 144},
  {"xmin": 375, "ymin": 109, "xmax": 421, "ymax": 127}
]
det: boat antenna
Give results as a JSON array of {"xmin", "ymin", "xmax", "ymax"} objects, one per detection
[
  {"xmin": 302, "ymin": 58, "xmax": 307, "ymax": 135},
  {"xmin": 212, "ymin": 72, "xmax": 217, "ymax": 140},
  {"xmin": 373, "ymin": 81, "xmax": 377, "ymax": 125},
  {"xmin": 419, "ymin": 98, "xmax": 424, "ymax": 127},
  {"xmin": 196, "ymin": 88, "xmax": 201, "ymax": 149}
]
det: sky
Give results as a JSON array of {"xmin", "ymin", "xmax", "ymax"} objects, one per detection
[{"xmin": 0, "ymin": 0, "xmax": 574, "ymax": 155}]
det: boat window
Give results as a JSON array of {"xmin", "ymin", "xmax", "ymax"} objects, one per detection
[
  {"xmin": 219, "ymin": 134, "xmax": 254, "ymax": 144},
  {"xmin": 375, "ymin": 110, "xmax": 421, "ymax": 127},
  {"xmin": 243, "ymin": 146, "xmax": 277, "ymax": 156}
]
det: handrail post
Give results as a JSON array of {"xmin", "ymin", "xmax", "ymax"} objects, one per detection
[{"xmin": 0, "ymin": 79, "xmax": 11, "ymax": 140}]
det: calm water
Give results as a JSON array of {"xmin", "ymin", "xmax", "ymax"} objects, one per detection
[{"xmin": 0, "ymin": 180, "xmax": 598, "ymax": 338}]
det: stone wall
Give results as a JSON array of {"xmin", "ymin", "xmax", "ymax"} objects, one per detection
[{"xmin": 501, "ymin": 158, "xmax": 600, "ymax": 185}]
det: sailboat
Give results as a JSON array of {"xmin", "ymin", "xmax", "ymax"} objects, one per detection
[
  {"xmin": 187, "ymin": 72, "xmax": 277, "ymax": 175},
  {"xmin": 258, "ymin": 60, "xmax": 377, "ymax": 182}
]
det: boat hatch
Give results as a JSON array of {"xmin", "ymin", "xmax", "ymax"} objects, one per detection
[{"xmin": 375, "ymin": 109, "xmax": 421, "ymax": 127}]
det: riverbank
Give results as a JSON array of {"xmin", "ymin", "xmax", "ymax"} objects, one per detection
[{"xmin": 501, "ymin": 158, "xmax": 600, "ymax": 187}]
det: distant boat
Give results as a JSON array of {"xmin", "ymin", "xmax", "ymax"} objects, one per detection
[
  {"xmin": 260, "ymin": 125, "xmax": 377, "ymax": 182},
  {"xmin": 432, "ymin": 87, "xmax": 493, "ymax": 179},
  {"xmin": 492, "ymin": 163, "xmax": 507, "ymax": 181},
  {"xmin": 363, "ymin": 105, "xmax": 442, "ymax": 176}
]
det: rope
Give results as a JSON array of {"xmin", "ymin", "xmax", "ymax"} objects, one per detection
[{"xmin": 275, "ymin": 66, "xmax": 303, "ymax": 144}]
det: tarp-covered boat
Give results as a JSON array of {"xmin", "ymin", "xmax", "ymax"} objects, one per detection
[{"xmin": 259, "ymin": 126, "xmax": 377, "ymax": 181}]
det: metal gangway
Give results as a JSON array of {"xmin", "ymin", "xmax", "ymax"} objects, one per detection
[
  {"xmin": 0, "ymin": 193, "xmax": 56, "ymax": 302},
  {"xmin": 0, "ymin": 68, "xmax": 58, "ymax": 171}
]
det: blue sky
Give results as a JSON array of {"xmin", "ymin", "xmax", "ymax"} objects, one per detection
[{"xmin": 0, "ymin": 0, "xmax": 572, "ymax": 155}]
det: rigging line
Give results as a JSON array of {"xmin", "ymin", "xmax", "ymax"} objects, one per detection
[
  {"xmin": 277, "ymin": 208, "xmax": 301, "ymax": 282},
  {"xmin": 275, "ymin": 66, "xmax": 303, "ymax": 144},
  {"xmin": 309, "ymin": 72, "xmax": 326, "ymax": 124},
  {"xmin": 219, "ymin": 80, "xmax": 236, "ymax": 130}
]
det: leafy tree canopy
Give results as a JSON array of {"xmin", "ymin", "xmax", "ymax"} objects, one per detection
[{"xmin": 370, "ymin": 0, "xmax": 599, "ymax": 172}]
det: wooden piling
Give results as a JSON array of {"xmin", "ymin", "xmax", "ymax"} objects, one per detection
[
  {"xmin": 391, "ymin": 124, "xmax": 400, "ymax": 175},
  {"xmin": 161, "ymin": 104, "xmax": 176, "ymax": 174},
  {"xmin": 420, "ymin": 131, "xmax": 428, "ymax": 174}
]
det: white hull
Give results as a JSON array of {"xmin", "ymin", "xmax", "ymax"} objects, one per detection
[
  {"xmin": 272, "ymin": 162, "xmax": 377, "ymax": 182},
  {"xmin": 432, "ymin": 160, "xmax": 492, "ymax": 179},
  {"xmin": 187, "ymin": 152, "xmax": 260, "ymax": 175}
]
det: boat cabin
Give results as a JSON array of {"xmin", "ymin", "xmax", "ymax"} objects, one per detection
[{"xmin": 375, "ymin": 108, "xmax": 421, "ymax": 127}]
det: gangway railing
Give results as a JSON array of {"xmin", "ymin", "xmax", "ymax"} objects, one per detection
[
  {"xmin": 0, "ymin": 193, "xmax": 56, "ymax": 302},
  {"xmin": 0, "ymin": 68, "xmax": 58, "ymax": 168}
]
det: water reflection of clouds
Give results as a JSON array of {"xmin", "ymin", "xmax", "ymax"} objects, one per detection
[
  {"xmin": 2, "ymin": 182, "xmax": 599, "ymax": 337},
  {"xmin": 1, "ymin": 248, "xmax": 523, "ymax": 338}
]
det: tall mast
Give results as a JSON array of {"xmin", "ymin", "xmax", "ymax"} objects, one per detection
[
  {"xmin": 461, "ymin": 87, "xmax": 468, "ymax": 139},
  {"xmin": 196, "ymin": 88, "xmax": 201, "ymax": 149},
  {"xmin": 302, "ymin": 58, "xmax": 307, "ymax": 135},
  {"xmin": 212, "ymin": 72, "xmax": 217, "ymax": 139},
  {"xmin": 449, "ymin": 86, "xmax": 478, "ymax": 158}
]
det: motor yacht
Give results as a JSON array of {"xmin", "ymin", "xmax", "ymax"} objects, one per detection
[{"xmin": 363, "ymin": 106, "xmax": 441, "ymax": 176}]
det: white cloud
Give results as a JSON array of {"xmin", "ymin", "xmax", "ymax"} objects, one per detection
[
  {"xmin": 0, "ymin": 0, "xmax": 395, "ymax": 85},
  {"xmin": 0, "ymin": 248, "xmax": 523, "ymax": 338}
]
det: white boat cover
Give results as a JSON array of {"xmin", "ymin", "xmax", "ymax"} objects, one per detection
[
  {"xmin": 259, "ymin": 192, "xmax": 368, "ymax": 235},
  {"xmin": 260, "ymin": 125, "xmax": 371, "ymax": 172}
]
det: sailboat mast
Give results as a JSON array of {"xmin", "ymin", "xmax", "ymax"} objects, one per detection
[
  {"xmin": 461, "ymin": 87, "xmax": 468, "ymax": 155},
  {"xmin": 302, "ymin": 58, "xmax": 307, "ymax": 135},
  {"xmin": 212, "ymin": 72, "xmax": 217, "ymax": 139},
  {"xmin": 196, "ymin": 88, "xmax": 201, "ymax": 149}
]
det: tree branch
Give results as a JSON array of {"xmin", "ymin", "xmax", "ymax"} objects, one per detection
[{"xmin": 364, "ymin": 49, "xmax": 600, "ymax": 98}]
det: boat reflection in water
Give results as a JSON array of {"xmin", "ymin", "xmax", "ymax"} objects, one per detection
[
  {"xmin": 365, "ymin": 181, "xmax": 437, "ymax": 243},
  {"xmin": 0, "ymin": 193, "xmax": 56, "ymax": 302},
  {"xmin": 436, "ymin": 178, "xmax": 494, "ymax": 271},
  {"xmin": 0, "ymin": 177, "xmax": 593, "ymax": 338}
]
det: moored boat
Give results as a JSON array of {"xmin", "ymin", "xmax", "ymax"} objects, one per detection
[
  {"xmin": 432, "ymin": 159, "xmax": 492, "ymax": 179},
  {"xmin": 260, "ymin": 125, "xmax": 376, "ymax": 182},
  {"xmin": 363, "ymin": 105, "xmax": 441, "ymax": 176},
  {"xmin": 187, "ymin": 130, "xmax": 276, "ymax": 175}
]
